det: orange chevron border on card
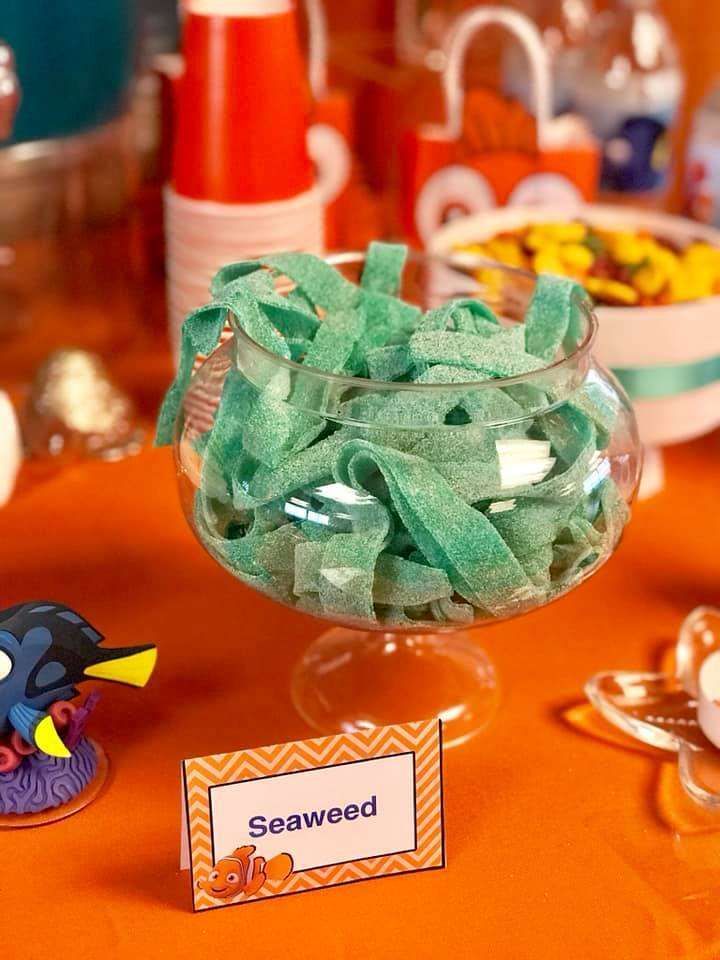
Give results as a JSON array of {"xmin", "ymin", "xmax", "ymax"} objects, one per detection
[{"xmin": 183, "ymin": 718, "xmax": 445, "ymax": 911}]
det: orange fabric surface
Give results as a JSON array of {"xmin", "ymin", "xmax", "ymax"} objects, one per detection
[
  {"xmin": 1, "ymin": 428, "xmax": 719, "ymax": 958},
  {"xmin": 2, "ymin": 230, "xmax": 720, "ymax": 958}
]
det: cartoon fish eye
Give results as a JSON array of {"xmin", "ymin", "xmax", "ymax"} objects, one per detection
[
  {"xmin": 0, "ymin": 649, "xmax": 13, "ymax": 682},
  {"xmin": 209, "ymin": 870, "xmax": 219, "ymax": 882},
  {"xmin": 226, "ymin": 873, "xmax": 239, "ymax": 884}
]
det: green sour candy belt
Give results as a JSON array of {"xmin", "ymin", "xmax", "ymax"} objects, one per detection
[
  {"xmin": 409, "ymin": 331, "xmax": 546, "ymax": 378},
  {"xmin": 361, "ymin": 241, "xmax": 407, "ymax": 295},
  {"xmin": 159, "ymin": 244, "xmax": 632, "ymax": 627},
  {"xmin": 334, "ymin": 439, "xmax": 540, "ymax": 615},
  {"xmin": 365, "ymin": 344, "xmax": 413, "ymax": 381},
  {"xmin": 524, "ymin": 273, "xmax": 586, "ymax": 363},
  {"xmin": 261, "ymin": 253, "xmax": 358, "ymax": 310}
]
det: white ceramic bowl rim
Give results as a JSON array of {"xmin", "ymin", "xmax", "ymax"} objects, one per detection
[{"xmin": 429, "ymin": 204, "xmax": 720, "ymax": 315}]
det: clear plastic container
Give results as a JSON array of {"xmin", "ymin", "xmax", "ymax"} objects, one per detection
[{"xmin": 573, "ymin": 0, "xmax": 684, "ymax": 203}]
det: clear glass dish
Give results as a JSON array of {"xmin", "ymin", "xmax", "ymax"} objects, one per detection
[{"xmin": 174, "ymin": 253, "xmax": 641, "ymax": 746}]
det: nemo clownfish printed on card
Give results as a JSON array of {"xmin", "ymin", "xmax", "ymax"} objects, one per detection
[{"xmin": 197, "ymin": 845, "xmax": 294, "ymax": 900}]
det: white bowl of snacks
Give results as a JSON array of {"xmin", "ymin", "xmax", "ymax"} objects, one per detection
[{"xmin": 430, "ymin": 205, "xmax": 720, "ymax": 455}]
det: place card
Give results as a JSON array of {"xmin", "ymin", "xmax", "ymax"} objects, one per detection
[{"xmin": 180, "ymin": 719, "xmax": 445, "ymax": 911}]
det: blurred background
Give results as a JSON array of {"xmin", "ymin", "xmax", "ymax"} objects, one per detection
[{"xmin": 0, "ymin": 0, "xmax": 718, "ymax": 484}]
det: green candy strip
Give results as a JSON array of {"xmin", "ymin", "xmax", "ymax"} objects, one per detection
[
  {"xmin": 202, "ymin": 366, "xmax": 258, "ymax": 497},
  {"xmin": 334, "ymin": 439, "xmax": 540, "ymax": 615},
  {"xmin": 260, "ymin": 253, "xmax": 358, "ymax": 310},
  {"xmin": 361, "ymin": 241, "xmax": 408, "ymax": 295},
  {"xmin": 416, "ymin": 298, "xmax": 499, "ymax": 334},
  {"xmin": 524, "ymin": 273, "xmax": 586, "ymax": 363},
  {"xmin": 409, "ymin": 331, "xmax": 546, "ymax": 379},
  {"xmin": 300, "ymin": 309, "xmax": 366, "ymax": 374},
  {"xmin": 248, "ymin": 430, "xmax": 349, "ymax": 506},
  {"xmin": 372, "ymin": 554, "xmax": 452, "ymax": 605},
  {"xmin": 156, "ymin": 269, "xmax": 293, "ymax": 445},
  {"xmin": 365, "ymin": 344, "xmax": 413, "ymax": 381}
]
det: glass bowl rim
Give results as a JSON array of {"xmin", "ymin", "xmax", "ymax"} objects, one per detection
[{"xmin": 226, "ymin": 250, "xmax": 599, "ymax": 394}]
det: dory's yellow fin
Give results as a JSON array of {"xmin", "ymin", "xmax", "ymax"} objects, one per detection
[
  {"xmin": 84, "ymin": 647, "xmax": 157, "ymax": 688},
  {"xmin": 34, "ymin": 715, "xmax": 71, "ymax": 759}
]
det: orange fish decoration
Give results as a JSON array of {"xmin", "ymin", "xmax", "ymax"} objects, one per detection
[
  {"xmin": 462, "ymin": 88, "xmax": 538, "ymax": 157},
  {"xmin": 197, "ymin": 845, "xmax": 294, "ymax": 901}
]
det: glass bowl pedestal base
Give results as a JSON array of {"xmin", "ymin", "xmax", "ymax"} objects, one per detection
[{"xmin": 292, "ymin": 628, "xmax": 500, "ymax": 747}]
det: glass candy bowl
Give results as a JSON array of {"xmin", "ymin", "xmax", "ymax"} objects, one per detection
[{"xmin": 170, "ymin": 249, "xmax": 641, "ymax": 746}]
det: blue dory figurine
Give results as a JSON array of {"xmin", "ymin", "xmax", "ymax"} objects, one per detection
[{"xmin": 0, "ymin": 601, "xmax": 157, "ymax": 758}]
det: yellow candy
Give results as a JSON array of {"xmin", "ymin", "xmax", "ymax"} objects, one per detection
[
  {"xmin": 525, "ymin": 228, "xmax": 550, "ymax": 252},
  {"xmin": 540, "ymin": 222, "xmax": 587, "ymax": 243},
  {"xmin": 486, "ymin": 237, "xmax": 526, "ymax": 268},
  {"xmin": 632, "ymin": 263, "xmax": 666, "ymax": 298},
  {"xmin": 475, "ymin": 266, "xmax": 504, "ymax": 301},
  {"xmin": 650, "ymin": 245, "xmax": 680, "ymax": 278},
  {"xmin": 585, "ymin": 276, "xmax": 639, "ymax": 305},
  {"xmin": 463, "ymin": 226, "xmax": 720, "ymax": 306},
  {"xmin": 456, "ymin": 242, "xmax": 487, "ymax": 256},
  {"xmin": 682, "ymin": 244, "xmax": 720, "ymax": 291},
  {"xmin": 683, "ymin": 241, "xmax": 720, "ymax": 266},
  {"xmin": 525, "ymin": 222, "xmax": 586, "ymax": 250},
  {"xmin": 559, "ymin": 243, "xmax": 595, "ymax": 273},
  {"xmin": 609, "ymin": 232, "xmax": 648, "ymax": 266},
  {"xmin": 532, "ymin": 247, "xmax": 568, "ymax": 276},
  {"xmin": 671, "ymin": 265, "xmax": 715, "ymax": 302}
]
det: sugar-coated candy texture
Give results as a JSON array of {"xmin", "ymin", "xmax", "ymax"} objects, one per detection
[
  {"xmin": 365, "ymin": 344, "xmax": 413, "ymax": 381},
  {"xmin": 261, "ymin": 253, "xmax": 358, "ymax": 310},
  {"xmin": 158, "ymin": 244, "xmax": 630, "ymax": 627},
  {"xmin": 524, "ymin": 273, "xmax": 585, "ymax": 363},
  {"xmin": 416, "ymin": 299, "xmax": 499, "ymax": 334},
  {"xmin": 156, "ymin": 274, "xmax": 292, "ymax": 445},
  {"xmin": 361, "ymin": 241, "xmax": 407, "ymax": 295},
  {"xmin": 334, "ymin": 439, "xmax": 541, "ymax": 615},
  {"xmin": 409, "ymin": 331, "xmax": 545, "ymax": 379}
]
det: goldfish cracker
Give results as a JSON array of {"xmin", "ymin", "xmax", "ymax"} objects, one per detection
[
  {"xmin": 559, "ymin": 243, "xmax": 595, "ymax": 273},
  {"xmin": 585, "ymin": 276, "xmax": 640, "ymax": 306}
]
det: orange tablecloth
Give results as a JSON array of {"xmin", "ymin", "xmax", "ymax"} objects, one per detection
[
  {"xmin": 2, "ymin": 233, "xmax": 720, "ymax": 958},
  {"xmin": 2, "ymin": 434, "xmax": 719, "ymax": 958}
]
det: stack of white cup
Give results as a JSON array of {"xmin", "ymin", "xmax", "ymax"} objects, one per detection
[{"xmin": 165, "ymin": 186, "xmax": 324, "ymax": 361}]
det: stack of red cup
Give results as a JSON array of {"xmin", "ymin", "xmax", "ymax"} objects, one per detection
[{"xmin": 165, "ymin": 0, "xmax": 325, "ymax": 359}]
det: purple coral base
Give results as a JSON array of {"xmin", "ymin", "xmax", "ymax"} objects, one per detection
[{"xmin": 0, "ymin": 738, "xmax": 98, "ymax": 815}]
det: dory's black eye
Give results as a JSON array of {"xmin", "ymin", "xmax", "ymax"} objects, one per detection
[
  {"xmin": 0, "ymin": 649, "xmax": 12, "ymax": 682},
  {"xmin": 34, "ymin": 661, "xmax": 66, "ymax": 688}
]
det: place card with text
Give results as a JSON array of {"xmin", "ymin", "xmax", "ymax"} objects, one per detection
[{"xmin": 180, "ymin": 719, "xmax": 445, "ymax": 911}]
